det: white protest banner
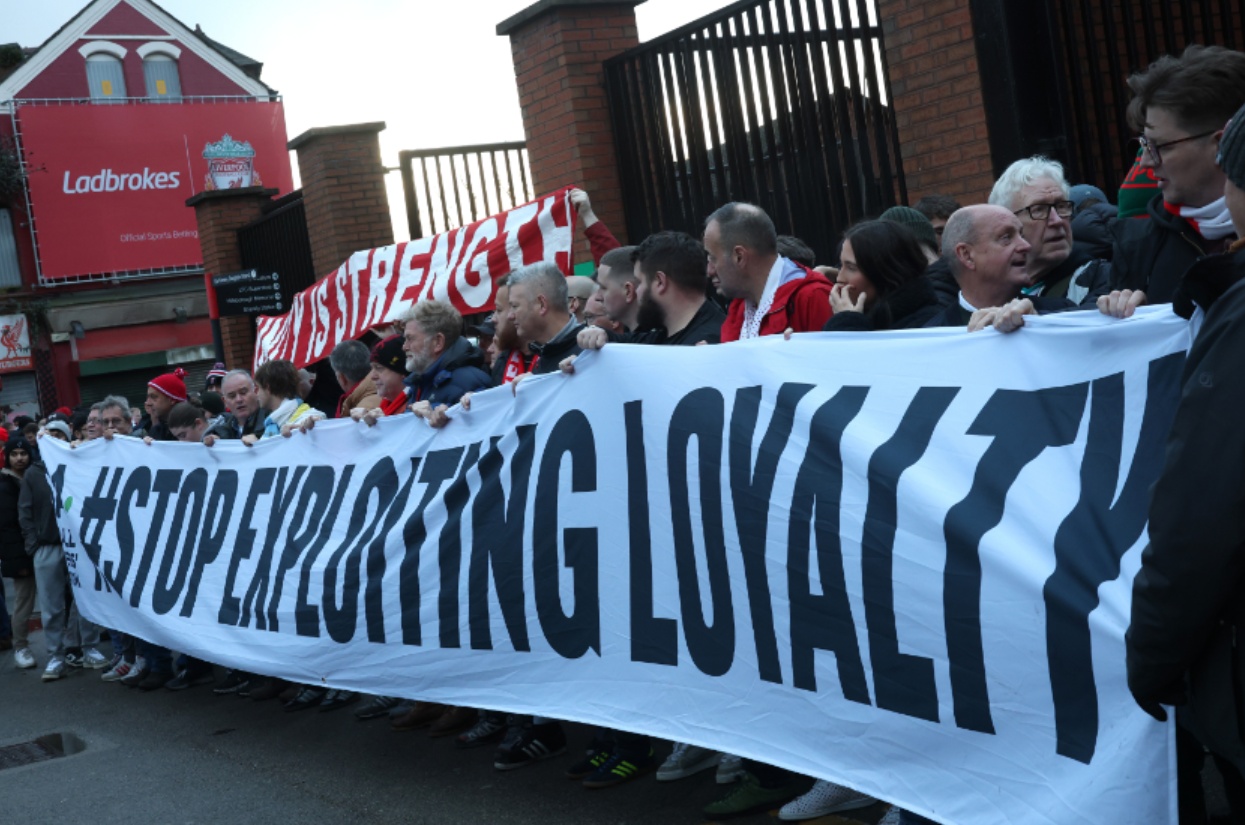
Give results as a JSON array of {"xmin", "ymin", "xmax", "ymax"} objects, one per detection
[
  {"xmin": 46, "ymin": 308, "xmax": 1186, "ymax": 825},
  {"xmin": 252, "ymin": 186, "xmax": 576, "ymax": 368}
]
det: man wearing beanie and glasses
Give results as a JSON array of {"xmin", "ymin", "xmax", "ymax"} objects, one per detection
[
  {"xmin": 1126, "ymin": 102, "xmax": 1245, "ymax": 823},
  {"xmin": 1100, "ymin": 45, "xmax": 1245, "ymax": 318}
]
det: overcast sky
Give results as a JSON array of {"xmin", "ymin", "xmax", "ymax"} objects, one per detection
[{"xmin": 8, "ymin": 0, "xmax": 728, "ymax": 240}]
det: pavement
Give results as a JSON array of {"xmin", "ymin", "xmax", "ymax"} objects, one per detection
[{"xmin": 0, "ymin": 622, "xmax": 892, "ymax": 825}]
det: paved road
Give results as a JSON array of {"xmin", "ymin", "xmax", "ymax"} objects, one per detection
[{"xmin": 0, "ymin": 628, "xmax": 891, "ymax": 825}]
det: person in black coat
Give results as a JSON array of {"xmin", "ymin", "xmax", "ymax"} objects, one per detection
[
  {"xmin": 1, "ymin": 436, "xmax": 36, "ymax": 662},
  {"xmin": 822, "ymin": 220, "xmax": 942, "ymax": 331}
]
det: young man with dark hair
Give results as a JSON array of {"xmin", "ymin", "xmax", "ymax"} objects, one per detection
[
  {"xmin": 1101, "ymin": 44, "xmax": 1245, "ymax": 316},
  {"xmin": 913, "ymin": 194, "xmax": 962, "ymax": 242}
]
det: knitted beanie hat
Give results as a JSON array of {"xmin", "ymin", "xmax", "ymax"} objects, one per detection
[
  {"xmin": 1118, "ymin": 148, "xmax": 1160, "ymax": 219},
  {"xmin": 148, "ymin": 367, "xmax": 188, "ymax": 402},
  {"xmin": 880, "ymin": 205, "xmax": 939, "ymax": 251},
  {"xmin": 370, "ymin": 335, "xmax": 406, "ymax": 375},
  {"xmin": 205, "ymin": 362, "xmax": 228, "ymax": 388},
  {"xmin": 1217, "ymin": 101, "xmax": 1245, "ymax": 191}
]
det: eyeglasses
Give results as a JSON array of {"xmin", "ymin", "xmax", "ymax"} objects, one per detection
[
  {"xmin": 1013, "ymin": 200, "xmax": 1075, "ymax": 221},
  {"xmin": 101, "ymin": 416, "xmax": 128, "ymax": 428},
  {"xmin": 1135, "ymin": 130, "xmax": 1216, "ymax": 165}
]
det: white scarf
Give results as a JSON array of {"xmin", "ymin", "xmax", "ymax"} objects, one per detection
[
  {"xmin": 1179, "ymin": 197, "xmax": 1237, "ymax": 240},
  {"xmin": 740, "ymin": 257, "xmax": 788, "ymax": 340}
]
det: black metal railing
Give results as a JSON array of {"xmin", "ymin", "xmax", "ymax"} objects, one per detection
[
  {"xmin": 604, "ymin": 0, "xmax": 905, "ymax": 263},
  {"xmin": 1050, "ymin": 0, "xmax": 1243, "ymax": 193},
  {"xmin": 238, "ymin": 190, "xmax": 317, "ymax": 294},
  {"xmin": 398, "ymin": 142, "xmax": 533, "ymax": 241}
]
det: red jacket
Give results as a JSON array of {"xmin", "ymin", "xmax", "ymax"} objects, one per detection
[{"xmin": 721, "ymin": 264, "xmax": 834, "ymax": 342}]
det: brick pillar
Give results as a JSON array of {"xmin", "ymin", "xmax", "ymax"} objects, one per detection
[
  {"xmin": 499, "ymin": 0, "xmax": 643, "ymax": 250},
  {"xmin": 288, "ymin": 122, "xmax": 395, "ymax": 279},
  {"xmin": 878, "ymin": 0, "xmax": 995, "ymax": 206},
  {"xmin": 187, "ymin": 186, "xmax": 278, "ymax": 370}
]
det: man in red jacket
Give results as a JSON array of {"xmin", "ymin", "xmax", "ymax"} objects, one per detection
[{"xmin": 704, "ymin": 202, "xmax": 833, "ymax": 341}]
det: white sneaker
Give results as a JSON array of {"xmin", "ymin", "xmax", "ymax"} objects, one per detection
[
  {"xmin": 878, "ymin": 806, "xmax": 904, "ymax": 825},
  {"xmin": 778, "ymin": 779, "xmax": 876, "ymax": 821},
  {"xmin": 657, "ymin": 743, "xmax": 720, "ymax": 781},
  {"xmin": 715, "ymin": 753, "xmax": 746, "ymax": 784},
  {"xmin": 42, "ymin": 657, "xmax": 67, "ymax": 682},
  {"xmin": 14, "ymin": 647, "xmax": 35, "ymax": 669},
  {"xmin": 82, "ymin": 647, "xmax": 109, "ymax": 669}
]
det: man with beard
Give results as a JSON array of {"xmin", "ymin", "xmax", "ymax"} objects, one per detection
[
  {"xmin": 566, "ymin": 231, "xmax": 724, "ymax": 365},
  {"xmin": 399, "ymin": 299, "xmax": 491, "ymax": 408},
  {"xmin": 490, "ymin": 276, "xmax": 537, "ymax": 386}
]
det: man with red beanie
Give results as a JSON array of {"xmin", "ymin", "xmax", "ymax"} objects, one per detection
[{"xmin": 141, "ymin": 368, "xmax": 187, "ymax": 442}]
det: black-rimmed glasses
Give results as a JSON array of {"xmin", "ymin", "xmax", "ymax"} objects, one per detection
[
  {"xmin": 1135, "ymin": 131, "xmax": 1216, "ymax": 165},
  {"xmin": 1014, "ymin": 200, "xmax": 1075, "ymax": 221}
]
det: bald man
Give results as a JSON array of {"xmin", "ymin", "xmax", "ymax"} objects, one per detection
[{"xmin": 925, "ymin": 204, "xmax": 1075, "ymax": 331}]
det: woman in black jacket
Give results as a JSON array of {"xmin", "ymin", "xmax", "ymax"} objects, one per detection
[
  {"xmin": 1, "ymin": 436, "xmax": 38, "ymax": 668},
  {"xmin": 822, "ymin": 220, "xmax": 942, "ymax": 332}
]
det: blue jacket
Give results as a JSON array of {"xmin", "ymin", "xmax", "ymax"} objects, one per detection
[{"xmin": 403, "ymin": 336, "xmax": 492, "ymax": 407}]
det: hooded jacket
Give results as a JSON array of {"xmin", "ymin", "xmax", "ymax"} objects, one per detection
[
  {"xmin": 720, "ymin": 262, "xmax": 834, "ymax": 342},
  {"xmin": 404, "ymin": 336, "xmax": 492, "ymax": 406},
  {"xmin": 17, "ymin": 460, "xmax": 60, "ymax": 554}
]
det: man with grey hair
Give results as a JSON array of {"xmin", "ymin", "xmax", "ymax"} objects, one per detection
[
  {"xmin": 98, "ymin": 395, "xmax": 133, "ymax": 437},
  {"xmin": 399, "ymin": 300, "xmax": 490, "ymax": 407},
  {"xmin": 329, "ymin": 340, "xmax": 379, "ymax": 418},
  {"xmin": 703, "ymin": 202, "xmax": 833, "ymax": 341},
  {"xmin": 988, "ymin": 156, "xmax": 1108, "ymax": 306},
  {"xmin": 506, "ymin": 262, "xmax": 584, "ymax": 374},
  {"xmin": 205, "ymin": 369, "xmax": 264, "ymax": 443}
]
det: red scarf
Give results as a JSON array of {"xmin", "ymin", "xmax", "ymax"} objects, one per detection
[
  {"xmin": 502, "ymin": 350, "xmax": 535, "ymax": 383},
  {"xmin": 380, "ymin": 393, "xmax": 409, "ymax": 416}
]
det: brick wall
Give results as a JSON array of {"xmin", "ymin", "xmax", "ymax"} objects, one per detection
[
  {"xmin": 500, "ymin": 0, "xmax": 643, "ymax": 250},
  {"xmin": 878, "ymin": 0, "xmax": 994, "ymax": 206},
  {"xmin": 288, "ymin": 123, "xmax": 394, "ymax": 279},
  {"xmin": 187, "ymin": 187, "xmax": 277, "ymax": 369}
]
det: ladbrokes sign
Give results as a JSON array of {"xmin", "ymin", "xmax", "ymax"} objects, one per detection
[{"xmin": 16, "ymin": 101, "xmax": 293, "ymax": 280}]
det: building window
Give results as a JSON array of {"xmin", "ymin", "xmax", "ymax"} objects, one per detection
[
  {"xmin": 143, "ymin": 54, "xmax": 182, "ymax": 101},
  {"xmin": 0, "ymin": 208, "xmax": 20, "ymax": 289},
  {"xmin": 86, "ymin": 54, "xmax": 127, "ymax": 101}
]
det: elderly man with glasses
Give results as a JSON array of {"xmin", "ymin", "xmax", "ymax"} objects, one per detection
[
  {"xmin": 1099, "ymin": 45, "xmax": 1245, "ymax": 318},
  {"xmin": 988, "ymin": 156, "xmax": 1110, "ymax": 307}
]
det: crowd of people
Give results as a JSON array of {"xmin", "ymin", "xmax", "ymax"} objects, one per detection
[{"xmin": 3, "ymin": 44, "xmax": 1245, "ymax": 824}]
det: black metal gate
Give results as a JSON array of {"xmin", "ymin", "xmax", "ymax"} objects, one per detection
[
  {"xmin": 604, "ymin": 0, "xmax": 906, "ymax": 263},
  {"xmin": 971, "ymin": 0, "xmax": 1244, "ymax": 195},
  {"xmin": 237, "ymin": 190, "xmax": 317, "ymax": 295},
  {"xmin": 398, "ymin": 142, "xmax": 533, "ymax": 241}
]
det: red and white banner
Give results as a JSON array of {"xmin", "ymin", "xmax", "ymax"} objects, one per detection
[
  {"xmin": 0, "ymin": 313, "xmax": 33, "ymax": 372},
  {"xmin": 17, "ymin": 101, "xmax": 293, "ymax": 280},
  {"xmin": 254, "ymin": 187, "xmax": 576, "ymax": 368}
]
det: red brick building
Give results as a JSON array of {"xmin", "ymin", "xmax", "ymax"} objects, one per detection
[{"xmin": 0, "ymin": 0, "xmax": 291, "ymax": 419}]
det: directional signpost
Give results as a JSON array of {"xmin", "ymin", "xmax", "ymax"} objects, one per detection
[{"xmin": 212, "ymin": 269, "xmax": 285, "ymax": 317}]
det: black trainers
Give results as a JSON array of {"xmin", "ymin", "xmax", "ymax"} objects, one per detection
[
  {"xmin": 137, "ymin": 670, "xmax": 174, "ymax": 692},
  {"xmin": 64, "ymin": 650, "xmax": 84, "ymax": 668},
  {"xmin": 565, "ymin": 748, "xmax": 612, "ymax": 780},
  {"xmin": 318, "ymin": 689, "xmax": 358, "ymax": 712},
  {"xmin": 456, "ymin": 711, "xmax": 507, "ymax": 748},
  {"xmin": 213, "ymin": 670, "xmax": 251, "ymax": 695},
  {"xmin": 165, "ymin": 668, "xmax": 212, "ymax": 691},
  {"xmin": 354, "ymin": 695, "xmax": 401, "ymax": 721},
  {"xmin": 284, "ymin": 686, "xmax": 327, "ymax": 712},
  {"xmin": 582, "ymin": 748, "xmax": 657, "ymax": 789},
  {"xmin": 493, "ymin": 722, "xmax": 568, "ymax": 771}
]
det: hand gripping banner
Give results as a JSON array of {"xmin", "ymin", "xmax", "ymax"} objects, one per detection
[
  {"xmin": 252, "ymin": 186, "xmax": 576, "ymax": 369},
  {"xmin": 46, "ymin": 309, "xmax": 1188, "ymax": 824}
]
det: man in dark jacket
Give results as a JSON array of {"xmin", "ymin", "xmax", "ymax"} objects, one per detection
[
  {"xmin": 205, "ymin": 370, "xmax": 264, "ymax": 443},
  {"xmin": 507, "ymin": 261, "xmax": 584, "ymax": 376},
  {"xmin": 1127, "ymin": 100, "xmax": 1245, "ymax": 821},
  {"xmin": 1100, "ymin": 45, "xmax": 1245, "ymax": 317},
  {"xmin": 399, "ymin": 299, "xmax": 492, "ymax": 407},
  {"xmin": 19, "ymin": 430, "xmax": 107, "ymax": 681},
  {"xmin": 925, "ymin": 205, "xmax": 1074, "ymax": 329}
]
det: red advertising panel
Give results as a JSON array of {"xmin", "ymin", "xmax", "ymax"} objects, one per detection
[{"xmin": 17, "ymin": 101, "xmax": 293, "ymax": 280}]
